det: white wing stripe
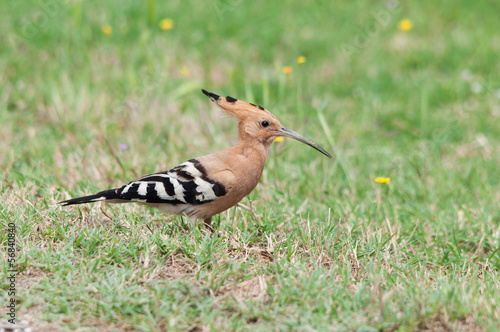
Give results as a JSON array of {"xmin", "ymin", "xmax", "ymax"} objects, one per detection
[
  {"xmin": 180, "ymin": 162, "xmax": 203, "ymax": 177},
  {"xmin": 121, "ymin": 184, "xmax": 131, "ymax": 194},
  {"xmin": 137, "ymin": 182, "xmax": 148, "ymax": 196},
  {"xmin": 194, "ymin": 178, "xmax": 215, "ymax": 197},
  {"xmin": 170, "ymin": 178, "xmax": 187, "ymax": 203}
]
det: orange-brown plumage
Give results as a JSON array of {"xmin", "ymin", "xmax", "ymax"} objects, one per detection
[{"xmin": 60, "ymin": 89, "xmax": 331, "ymax": 226}]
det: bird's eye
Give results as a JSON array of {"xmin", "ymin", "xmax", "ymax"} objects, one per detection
[{"xmin": 261, "ymin": 120, "xmax": 270, "ymax": 128}]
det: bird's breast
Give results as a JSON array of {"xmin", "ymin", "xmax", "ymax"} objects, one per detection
[{"xmin": 191, "ymin": 149, "xmax": 266, "ymax": 219}]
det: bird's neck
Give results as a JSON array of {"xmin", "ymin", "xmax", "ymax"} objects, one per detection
[
  {"xmin": 234, "ymin": 139, "xmax": 267, "ymax": 161},
  {"xmin": 236, "ymin": 123, "xmax": 272, "ymax": 163}
]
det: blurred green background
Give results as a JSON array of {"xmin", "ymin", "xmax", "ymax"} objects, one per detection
[{"xmin": 1, "ymin": 0, "xmax": 500, "ymax": 330}]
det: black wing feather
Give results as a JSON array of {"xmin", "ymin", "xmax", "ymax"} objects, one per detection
[{"xmin": 59, "ymin": 160, "xmax": 227, "ymax": 206}]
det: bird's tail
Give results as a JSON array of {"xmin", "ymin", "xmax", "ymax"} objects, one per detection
[{"xmin": 59, "ymin": 189, "xmax": 121, "ymax": 206}]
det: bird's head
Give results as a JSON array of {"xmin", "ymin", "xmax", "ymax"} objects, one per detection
[{"xmin": 202, "ymin": 89, "xmax": 331, "ymax": 158}]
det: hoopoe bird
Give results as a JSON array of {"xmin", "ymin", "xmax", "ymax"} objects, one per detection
[{"xmin": 59, "ymin": 89, "xmax": 331, "ymax": 226}]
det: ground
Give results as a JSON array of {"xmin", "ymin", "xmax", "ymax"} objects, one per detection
[{"xmin": 1, "ymin": 0, "xmax": 500, "ymax": 330}]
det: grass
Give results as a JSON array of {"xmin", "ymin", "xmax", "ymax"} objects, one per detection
[{"xmin": 1, "ymin": 0, "xmax": 500, "ymax": 330}]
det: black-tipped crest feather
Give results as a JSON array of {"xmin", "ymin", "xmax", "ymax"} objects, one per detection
[{"xmin": 201, "ymin": 89, "xmax": 220, "ymax": 101}]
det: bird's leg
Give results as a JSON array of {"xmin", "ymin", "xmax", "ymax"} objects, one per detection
[{"xmin": 203, "ymin": 217, "xmax": 215, "ymax": 234}]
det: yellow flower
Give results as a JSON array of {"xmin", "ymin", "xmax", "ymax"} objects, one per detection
[
  {"xmin": 297, "ymin": 56, "xmax": 306, "ymax": 65},
  {"xmin": 375, "ymin": 177, "xmax": 390, "ymax": 184},
  {"xmin": 283, "ymin": 66, "xmax": 293, "ymax": 75},
  {"xmin": 102, "ymin": 24, "xmax": 112, "ymax": 36},
  {"xmin": 275, "ymin": 137, "xmax": 284, "ymax": 142},
  {"xmin": 398, "ymin": 19, "xmax": 413, "ymax": 32},
  {"xmin": 180, "ymin": 65, "xmax": 190, "ymax": 77},
  {"xmin": 159, "ymin": 18, "xmax": 174, "ymax": 31}
]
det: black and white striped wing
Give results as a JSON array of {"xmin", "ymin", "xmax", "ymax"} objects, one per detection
[{"xmin": 116, "ymin": 159, "xmax": 226, "ymax": 205}]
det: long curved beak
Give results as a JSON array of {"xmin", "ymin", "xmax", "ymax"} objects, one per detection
[{"xmin": 276, "ymin": 127, "xmax": 332, "ymax": 158}]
